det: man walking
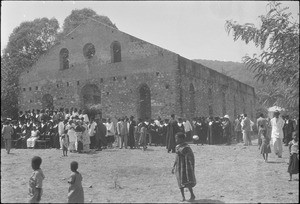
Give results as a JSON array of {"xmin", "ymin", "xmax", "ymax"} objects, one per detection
[
  {"xmin": 2, "ymin": 120, "xmax": 14, "ymax": 154},
  {"xmin": 270, "ymin": 110, "xmax": 285, "ymax": 158}
]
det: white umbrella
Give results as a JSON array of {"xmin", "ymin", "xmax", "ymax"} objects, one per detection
[{"xmin": 268, "ymin": 106, "xmax": 285, "ymax": 112}]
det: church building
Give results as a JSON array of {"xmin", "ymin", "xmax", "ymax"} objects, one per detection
[{"xmin": 18, "ymin": 18, "xmax": 256, "ymax": 120}]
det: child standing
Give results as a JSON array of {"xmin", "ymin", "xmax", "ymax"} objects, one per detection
[
  {"xmin": 62, "ymin": 130, "xmax": 69, "ymax": 156},
  {"xmin": 172, "ymin": 132, "xmax": 196, "ymax": 202},
  {"xmin": 259, "ymin": 125, "xmax": 271, "ymax": 162},
  {"xmin": 138, "ymin": 122, "xmax": 147, "ymax": 151},
  {"xmin": 288, "ymin": 132, "xmax": 299, "ymax": 181},
  {"xmin": 68, "ymin": 161, "xmax": 84, "ymax": 203},
  {"xmin": 29, "ymin": 156, "xmax": 45, "ymax": 203}
]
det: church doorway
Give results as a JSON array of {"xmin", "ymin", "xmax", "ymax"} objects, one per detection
[
  {"xmin": 81, "ymin": 84, "xmax": 101, "ymax": 109},
  {"xmin": 137, "ymin": 84, "xmax": 151, "ymax": 120},
  {"xmin": 41, "ymin": 94, "xmax": 54, "ymax": 110}
]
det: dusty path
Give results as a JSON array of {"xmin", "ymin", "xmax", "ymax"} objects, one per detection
[{"xmin": 1, "ymin": 139, "xmax": 299, "ymax": 203}]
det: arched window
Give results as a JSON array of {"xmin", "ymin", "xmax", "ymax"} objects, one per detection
[
  {"xmin": 59, "ymin": 48, "xmax": 69, "ymax": 70},
  {"xmin": 111, "ymin": 41, "xmax": 121, "ymax": 63},
  {"xmin": 83, "ymin": 43, "xmax": 96, "ymax": 59}
]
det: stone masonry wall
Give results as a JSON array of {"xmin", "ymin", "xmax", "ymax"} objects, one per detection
[
  {"xmin": 177, "ymin": 56, "xmax": 256, "ymax": 121},
  {"xmin": 18, "ymin": 19, "xmax": 256, "ymax": 121}
]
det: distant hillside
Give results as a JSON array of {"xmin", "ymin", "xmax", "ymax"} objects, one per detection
[{"xmin": 193, "ymin": 59, "xmax": 262, "ymax": 89}]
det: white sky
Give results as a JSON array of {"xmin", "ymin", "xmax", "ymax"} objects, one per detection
[{"xmin": 1, "ymin": 1, "xmax": 299, "ymax": 62}]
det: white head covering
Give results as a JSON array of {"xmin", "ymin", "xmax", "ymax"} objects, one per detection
[{"xmin": 224, "ymin": 115, "xmax": 230, "ymax": 119}]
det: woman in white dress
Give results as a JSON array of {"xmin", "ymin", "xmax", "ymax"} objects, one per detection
[
  {"xmin": 27, "ymin": 126, "xmax": 40, "ymax": 148},
  {"xmin": 67, "ymin": 120, "xmax": 77, "ymax": 152}
]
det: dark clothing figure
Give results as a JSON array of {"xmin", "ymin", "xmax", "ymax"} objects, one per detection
[
  {"xmin": 157, "ymin": 125, "xmax": 164, "ymax": 146},
  {"xmin": 214, "ymin": 121, "xmax": 223, "ymax": 144},
  {"xmin": 95, "ymin": 121, "xmax": 107, "ymax": 150},
  {"xmin": 207, "ymin": 121, "xmax": 213, "ymax": 145},
  {"xmin": 177, "ymin": 124, "xmax": 185, "ymax": 136},
  {"xmin": 288, "ymin": 153, "xmax": 299, "ymax": 175},
  {"xmin": 128, "ymin": 120, "xmax": 136, "ymax": 149},
  {"xmin": 222, "ymin": 120, "xmax": 232, "ymax": 145},
  {"xmin": 12, "ymin": 125, "xmax": 21, "ymax": 148},
  {"xmin": 199, "ymin": 121, "xmax": 208, "ymax": 145},
  {"xmin": 161, "ymin": 124, "xmax": 168, "ymax": 146},
  {"xmin": 75, "ymin": 125, "xmax": 85, "ymax": 153},
  {"xmin": 288, "ymin": 140, "xmax": 299, "ymax": 176},
  {"xmin": 283, "ymin": 119, "xmax": 295, "ymax": 146},
  {"xmin": 149, "ymin": 123, "xmax": 159, "ymax": 146},
  {"xmin": 166, "ymin": 119, "xmax": 178, "ymax": 153},
  {"xmin": 174, "ymin": 143, "xmax": 196, "ymax": 189},
  {"xmin": 51, "ymin": 124, "xmax": 59, "ymax": 149}
]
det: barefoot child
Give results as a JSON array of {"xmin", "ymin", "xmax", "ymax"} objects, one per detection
[
  {"xmin": 259, "ymin": 125, "xmax": 271, "ymax": 162},
  {"xmin": 29, "ymin": 156, "xmax": 45, "ymax": 203},
  {"xmin": 172, "ymin": 132, "xmax": 196, "ymax": 201},
  {"xmin": 288, "ymin": 132, "xmax": 299, "ymax": 181},
  {"xmin": 62, "ymin": 130, "xmax": 69, "ymax": 156},
  {"xmin": 68, "ymin": 161, "xmax": 84, "ymax": 203}
]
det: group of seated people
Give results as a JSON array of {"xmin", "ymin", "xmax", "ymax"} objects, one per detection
[{"xmin": 1, "ymin": 106, "xmax": 239, "ymax": 151}]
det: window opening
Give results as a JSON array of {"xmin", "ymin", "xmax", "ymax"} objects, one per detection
[{"xmin": 83, "ymin": 43, "xmax": 95, "ymax": 59}]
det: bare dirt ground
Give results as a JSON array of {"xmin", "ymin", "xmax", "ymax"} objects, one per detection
[{"xmin": 1, "ymin": 137, "xmax": 299, "ymax": 203}]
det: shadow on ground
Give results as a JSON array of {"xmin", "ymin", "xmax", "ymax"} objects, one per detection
[
  {"xmin": 187, "ymin": 199, "xmax": 225, "ymax": 203},
  {"xmin": 7, "ymin": 153, "xmax": 17, "ymax": 156},
  {"xmin": 267, "ymin": 161, "xmax": 286, "ymax": 164}
]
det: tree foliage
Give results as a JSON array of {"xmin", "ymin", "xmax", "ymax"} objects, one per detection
[
  {"xmin": 1, "ymin": 17, "xmax": 59, "ymax": 118},
  {"xmin": 60, "ymin": 8, "xmax": 117, "ymax": 38},
  {"xmin": 225, "ymin": 1, "xmax": 299, "ymax": 113}
]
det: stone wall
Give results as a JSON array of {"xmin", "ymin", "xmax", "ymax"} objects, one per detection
[
  {"xmin": 176, "ymin": 56, "xmax": 256, "ymax": 121},
  {"xmin": 18, "ymin": 19, "xmax": 256, "ymax": 121}
]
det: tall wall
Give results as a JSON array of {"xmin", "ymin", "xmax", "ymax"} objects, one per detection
[
  {"xmin": 18, "ymin": 19, "xmax": 256, "ymax": 121},
  {"xmin": 177, "ymin": 56, "xmax": 256, "ymax": 121},
  {"xmin": 18, "ymin": 19, "xmax": 179, "ymax": 119}
]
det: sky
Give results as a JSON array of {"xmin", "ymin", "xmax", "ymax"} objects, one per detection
[{"xmin": 1, "ymin": 1, "xmax": 299, "ymax": 62}]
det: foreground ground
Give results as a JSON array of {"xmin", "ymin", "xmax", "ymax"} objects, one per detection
[{"xmin": 1, "ymin": 138, "xmax": 299, "ymax": 203}]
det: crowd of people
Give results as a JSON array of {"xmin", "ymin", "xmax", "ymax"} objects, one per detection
[
  {"xmin": 1, "ymin": 107, "xmax": 298, "ymax": 155},
  {"xmin": 1, "ymin": 107, "xmax": 299, "ymax": 203},
  {"xmin": 0, "ymin": 107, "xmax": 252, "ymax": 155}
]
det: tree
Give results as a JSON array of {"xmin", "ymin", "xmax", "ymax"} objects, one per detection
[
  {"xmin": 225, "ymin": 2, "xmax": 299, "ymax": 114},
  {"xmin": 60, "ymin": 8, "xmax": 117, "ymax": 38},
  {"xmin": 1, "ymin": 17, "xmax": 59, "ymax": 118}
]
